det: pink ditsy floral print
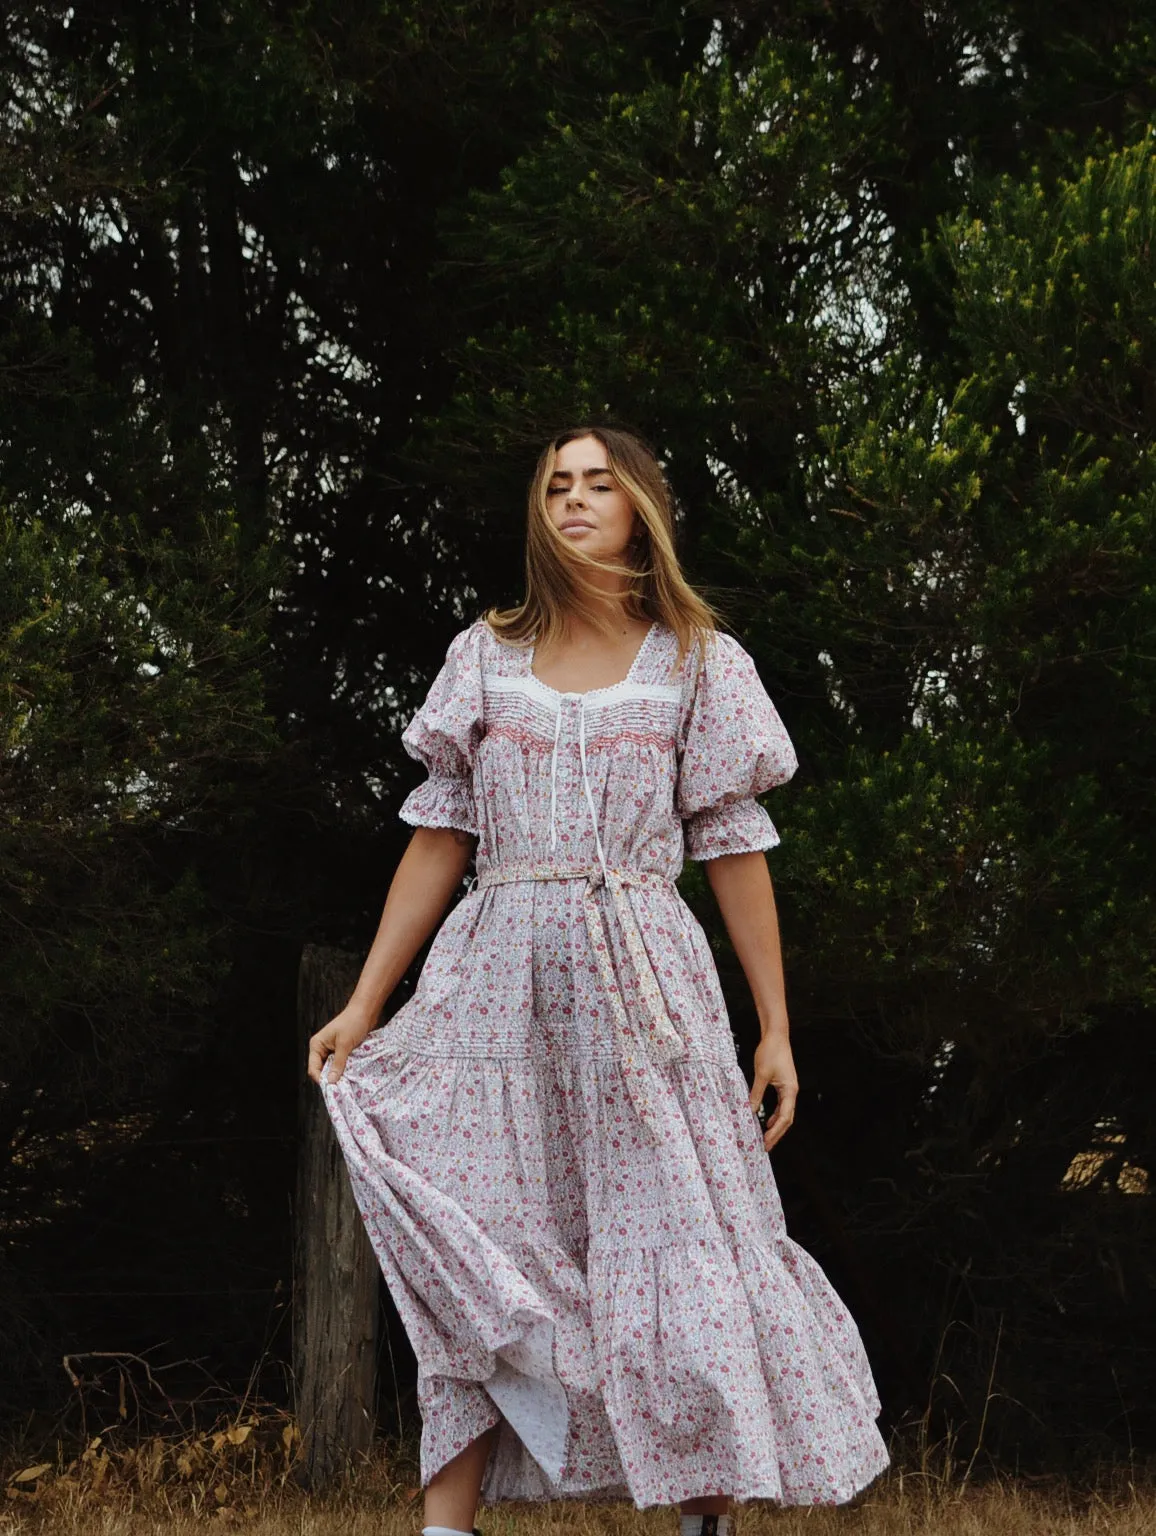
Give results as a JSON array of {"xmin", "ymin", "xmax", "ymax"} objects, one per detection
[{"xmin": 321, "ymin": 618, "xmax": 889, "ymax": 1509}]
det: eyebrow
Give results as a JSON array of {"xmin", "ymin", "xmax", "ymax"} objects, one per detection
[{"xmin": 548, "ymin": 466, "xmax": 612, "ymax": 480}]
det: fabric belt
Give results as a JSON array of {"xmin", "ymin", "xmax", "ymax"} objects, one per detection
[{"xmin": 474, "ymin": 861, "xmax": 688, "ymax": 1142}]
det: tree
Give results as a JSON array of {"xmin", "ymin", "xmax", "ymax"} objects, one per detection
[
  {"xmin": 0, "ymin": 0, "xmax": 705, "ymax": 1410},
  {"xmin": 407, "ymin": 23, "xmax": 1156, "ymax": 1467},
  {"xmin": 2, "ymin": 0, "xmax": 1153, "ymax": 1465}
]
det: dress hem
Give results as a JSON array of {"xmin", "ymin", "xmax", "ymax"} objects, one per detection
[{"xmin": 473, "ymin": 1450, "xmax": 892, "ymax": 1511}]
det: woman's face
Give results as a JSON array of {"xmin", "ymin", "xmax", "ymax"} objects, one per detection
[{"xmin": 545, "ymin": 434, "xmax": 639, "ymax": 560}]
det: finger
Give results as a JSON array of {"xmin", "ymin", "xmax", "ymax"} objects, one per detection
[
  {"xmin": 774, "ymin": 1081, "xmax": 799, "ymax": 1124},
  {"xmin": 306, "ymin": 1038, "xmax": 330, "ymax": 1085},
  {"xmin": 749, "ymin": 1074, "xmax": 769, "ymax": 1117},
  {"xmin": 763, "ymin": 1112, "xmax": 794, "ymax": 1150},
  {"xmin": 762, "ymin": 1086, "xmax": 798, "ymax": 1149},
  {"xmin": 329, "ymin": 1039, "xmax": 351, "ymax": 1084}
]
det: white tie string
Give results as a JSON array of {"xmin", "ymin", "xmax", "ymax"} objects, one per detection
[
  {"xmin": 548, "ymin": 704, "xmax": 563, "ymax": 852},
  {"xmin": 578, "ymin": 696, "xmax": 610, "ymax": 884}
]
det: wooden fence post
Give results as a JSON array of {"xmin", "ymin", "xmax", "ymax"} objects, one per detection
[{"xmin": 293, "ymin": 943, "xmax": 380, "ymax": 1485}]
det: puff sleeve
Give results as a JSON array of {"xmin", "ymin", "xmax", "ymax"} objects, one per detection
[
  {"xmin": 676, "ymin": 631, "xmax": 798, "ymax": 860},
  {"xmin": 397, "ymin": 622, "xmax": 485, "ymax": 836}
]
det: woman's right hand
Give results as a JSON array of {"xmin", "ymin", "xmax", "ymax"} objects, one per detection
[
  {"xmin": 307, "ymin": 1004, "xmax": 375, "ymax": 1086},
  {"xmin": 305, "ymin": 828, "xmax": 475, "ymax": 1090}
]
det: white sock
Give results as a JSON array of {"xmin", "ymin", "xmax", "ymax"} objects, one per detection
[
  {"xmin": 680, "ymin": 1517, "xmax": 730, "ymax": 1536},
  {"xmin": 422, "ymin": 1527, "xmax": 474, "ymax": 1536}
]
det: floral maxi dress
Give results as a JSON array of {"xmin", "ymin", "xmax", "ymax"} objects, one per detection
[{"xmin": 321, "ymin": 618, "xmax": 890, "ymax": 1509}]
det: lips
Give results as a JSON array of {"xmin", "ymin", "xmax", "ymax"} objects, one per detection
[{"xmin": 560, "ymin": 519, "xmax": 594, "ymax": 532}]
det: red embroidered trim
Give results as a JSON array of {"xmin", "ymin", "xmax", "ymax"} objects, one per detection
[
  {"xmin": 485, "ymin": 724, "xmax": 675, "ymax": 753},
  {"xmin": 583, "ymin": 730, "xmax": 676, "ymax": 752}
]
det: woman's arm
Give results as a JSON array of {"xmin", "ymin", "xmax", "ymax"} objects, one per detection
[
  {"xmin": 704, "ymin": 848, "xmax": 799, "ymax": 1150},
  {"xmin": 307, "ymin": 825, "xmax": 476, "ymax": 1084}
]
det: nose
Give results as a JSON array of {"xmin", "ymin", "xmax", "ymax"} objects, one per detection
[{"xmin": 564, "ymin": 486, "xmax": 587, "ymax": 511}]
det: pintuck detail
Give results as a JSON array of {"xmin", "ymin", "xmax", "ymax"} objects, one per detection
[
  {"xmin": 321, "ymin": 618, "xmax": 890, "ymax": 1510},
  {"xmin": 476, "ymin": 861, "xmax": 687, "ymax": 1141}
]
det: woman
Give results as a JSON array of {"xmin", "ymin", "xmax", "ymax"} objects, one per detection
[{"xmin": 308, "ymin": 426, "xmax": 889, "ymax": 1535}]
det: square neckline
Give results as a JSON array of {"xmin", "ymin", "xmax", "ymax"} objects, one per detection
[{"xmin": 527, "ymin": 620, "xmax": 660, "ymax": 700}]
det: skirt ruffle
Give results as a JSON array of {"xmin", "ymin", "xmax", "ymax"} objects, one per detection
[{"xmin": 321, "ymin": 1044, "xmax": 889, "ymax": 1508}]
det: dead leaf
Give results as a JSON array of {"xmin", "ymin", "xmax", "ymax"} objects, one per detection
[
  {"xmin": 9, "ymin": 1467, "xmax": 51, "ymax": 1485},
  {"xmin": 225, "ymin": 1425, "xmax": 252, "ymax": 1446}
]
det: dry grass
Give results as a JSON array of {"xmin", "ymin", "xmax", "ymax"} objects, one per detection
[
  {"xmin": 1, "ymin": 1412, "xmax": 1152, "ymax": 1536},
  {"xmin": 3, "ymin": 1477, "xmax": 1155, "ymax": 1536}
]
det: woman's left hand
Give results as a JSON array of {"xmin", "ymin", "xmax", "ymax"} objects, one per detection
[{"xmin": 750, "ymin": 1032, "xmax": 799, "ymax": 1150}]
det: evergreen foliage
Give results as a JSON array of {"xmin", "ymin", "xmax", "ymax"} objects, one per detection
[{"xmin": 0, "ymin": 0, "xmax": 1152, "ymax": 1470}]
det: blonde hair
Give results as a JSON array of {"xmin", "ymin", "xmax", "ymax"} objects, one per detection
[{"xmin": 483, "ymin": 426, "xmax": 721, "ymax": 672}]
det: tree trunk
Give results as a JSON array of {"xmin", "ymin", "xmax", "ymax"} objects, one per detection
[{"xmin": 293, "ymin": 943, "xmax": 379, "ymax": 1485}]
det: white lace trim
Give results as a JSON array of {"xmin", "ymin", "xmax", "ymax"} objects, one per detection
[{"xmin": 484, "ymin": 673, "xmax": 681, "ymax": 712}]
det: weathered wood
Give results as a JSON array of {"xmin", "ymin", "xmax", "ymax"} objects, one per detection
[{"xmin": 293, "ymin": 943, "xmax": 380, "ymax": 1486}]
